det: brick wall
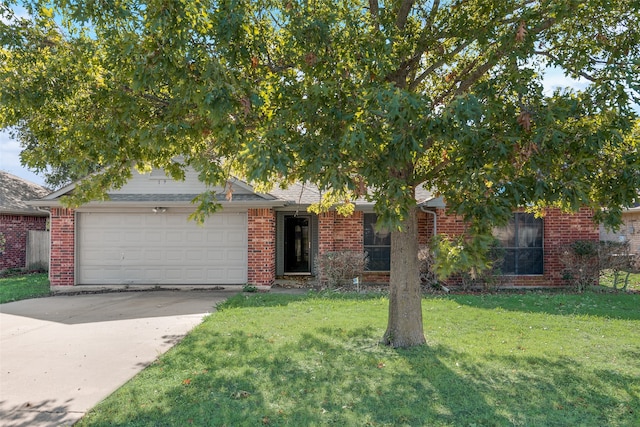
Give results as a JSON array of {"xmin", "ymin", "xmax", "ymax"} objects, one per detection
[
  {"xmin": 0, "ymin": 214, "xmax": 47, "ymax": 271},
  {"xmin": 49, "ymin": 208, "xmax": 75, "ymax": 286},
  {"xmin": 247, "ymin": 208, "xmax": 276, "ymax": 286},
  {"xmin": 318, "ymin": 211, "xmax": 364, "ymax": 253},
  {"xmin": 435, "ymin": 207, "xmax": 598, "ymax": 287},
  {"xmin": 317, "ymin": 211, "xmax": 381, "ymax": 281},
  {"xmin": 542, "ymin": 208, "xmax": 599, "ymax": 286}
]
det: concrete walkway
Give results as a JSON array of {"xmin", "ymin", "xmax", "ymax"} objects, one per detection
[{"xmin": 0, "ymin": 289, "xmax": 239, "ymax": 427}]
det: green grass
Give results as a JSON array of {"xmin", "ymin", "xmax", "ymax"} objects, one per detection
[
  {"xmin": 0, "ymin": 272, "xmax": 50, "ymax": 304},
  {"xmin": 78, "ymin": 292, "xmax": 640, "ymax": 427},
  {"xmin": 600, "ymin": 270, "xmax": 640, "ymax": 292}
]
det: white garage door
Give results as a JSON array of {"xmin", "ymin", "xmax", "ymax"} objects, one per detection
[{"xmin": 77, "ymin": 212, "xmax": 247, "ymax": 285}]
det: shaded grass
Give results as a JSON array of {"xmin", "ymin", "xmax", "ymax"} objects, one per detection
[
  {"xmin": 0, "ymin": 273, "xmax": 50, "ymax": 304},
  {"xmin": 78, "ymin": 291, "xmax": 640, "ymax": 427}
]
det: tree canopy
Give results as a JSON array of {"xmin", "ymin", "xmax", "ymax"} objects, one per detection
[{"xmin": 1, "ymin": 0, "xmax": 639, "ymax": 346}]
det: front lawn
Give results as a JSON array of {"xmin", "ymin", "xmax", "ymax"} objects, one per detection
[
  {"xmin": 0, "ymin": 272, "xmax": 50, "ymax": 304},
  {"xmin": 78, "ymin": 291, "xmax": 640, "ymax": 427}
]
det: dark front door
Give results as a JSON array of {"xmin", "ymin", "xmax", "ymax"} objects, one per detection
[{"xmin": 284, "ymin": 216, "xmax": 311, "ymax": 274}]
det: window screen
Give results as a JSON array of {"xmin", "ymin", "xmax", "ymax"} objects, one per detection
[
  {"xmin": 493, "ymin": 213, "xmax": 543, "ymax": 275},
  {"xmin": 364, "ymin": 213, "xmax": 391, "ymax": 271}
]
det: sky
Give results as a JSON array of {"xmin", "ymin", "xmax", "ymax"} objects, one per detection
[
  {"xmin": 0, "ymin": 66, "xmax": 592, "ymax": 188},
  {"xmin": 0, "ymin": 130, "xmax": 47, "ymax": 186}
]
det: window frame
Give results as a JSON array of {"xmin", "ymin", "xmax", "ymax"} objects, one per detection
[
  {"xmin": 493, "ymin": 213, "xmax": 544, "ymax": 276},
  {"xmin": 363, "ymin": 213, "xmax": 391, "ymax": 272}
]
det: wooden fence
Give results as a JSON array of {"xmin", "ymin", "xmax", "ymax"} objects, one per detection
[{"xmin": 26, "ymin": 230, "xmax": 49, "ymax": 270}]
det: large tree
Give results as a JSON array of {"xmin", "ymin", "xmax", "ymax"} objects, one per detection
[{"xmin": 1, "ymin": 0, "xmax": 639, "ymax": 347}]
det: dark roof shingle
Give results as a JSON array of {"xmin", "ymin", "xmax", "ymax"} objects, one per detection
[{"xmin": 0, "ymin": 171, "xmax": 49, "ymax": 215}]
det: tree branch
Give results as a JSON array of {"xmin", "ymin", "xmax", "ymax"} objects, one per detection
[
  {"xmin": 368, "ymin": 0, "xmax": 380, "ymax": 31},
  {"xmin": 431, "ymin": 56, "xmax": 482, "ymax": 105},
  {"xmin": 396, "ymin": 0, "xmax": 415, "ymax": 30},
  {"xmin": 425, "ymin": 0, "xmax": 440, "ymax": 30},
  {"xmin": 533, "ymin": 50, "xmax": 598, "ymax": 82},
  {"xmin": 435, "ymin": 17, "xmax": 557, "ymax": 104},
  {"xmin": 409, "ymin": 40, "xmax": 472, "ymax": 91},
  {"xmin": 121, "ymin": 85, "xmax": 171, "ymax": 107},
  {"xmin": 403, "ymin": 0, "xmax": 536, "ymax": 92},
  {"xmin": 415, "ymin": 159, "xmax": 450, "ymax": 185}
]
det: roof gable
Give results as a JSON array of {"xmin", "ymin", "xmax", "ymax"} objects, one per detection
[
  {"xmin": 35, "ymin": 167, "xmax": 279, "ymax": 207},
  {"xmin": 32, "ymin": 166, "xmax": 444, "ymax": 210}
]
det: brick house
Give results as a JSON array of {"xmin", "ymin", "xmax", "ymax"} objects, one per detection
[
  {"xmin": 30, "ymin": 168, "xmax": 598, "ymax": 288},
  {"xmin": 0, "ymin": 171, "xmax": 49, "ymax": 271}
]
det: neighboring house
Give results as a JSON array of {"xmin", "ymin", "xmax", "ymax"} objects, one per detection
[
  {"xmin": 0, "ymin": 171, "xmax": 50, "ymax": 271},
  {"xmin": 30, "ymin": 168, "xmax": 598, "ymax": 287},
  {"xmin": 600, "ymin": 204, "xmax": 640, "ymax": 256}
]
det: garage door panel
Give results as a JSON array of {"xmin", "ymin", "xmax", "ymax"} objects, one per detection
[
  {"xmin": 78, "ymin": 212, "xmax": 248, "ymax": 285},
  {"xmin": 145, "ymin": 269, "xmax": 162, "ymax": 281},
  {"xmin": 145, "ymin": 215, "xmax": 164, "ymax": 227},
  {"xmin": 225, "ymin": 215, "xmax": 246, "ymax": 227},
  {"xmin": 165, "ymin": 269, "xmax": 183, "ymax": 280},
  {"xmin": 126, "ymin": 268, "xmax": 145, "ymax": 281},
  {"xmin": 143, "ymin": 232, "xmax": 163, "ymax": 244},
  {"xmin": 185, "ymin": 269, "xmax": 205, "ymax": 281},
  {"xmin": 205, "ymin": 232, "xmax": 222, "ymax": 243},
  {"xmin": 165, "ymin": 250, "xmax": 185, "ymax": 262},
  {"xmin": 124, "ymin": 216, "xmax": 145, "ymax": 227},
  {"xmin": 226, "ymin": 268, "xmax": 247, "ymax": 281},
  {"xmin": 122, "ymin": 251, "xmax": 143, "ymax": 263},
  {"xmin": 84, "ymin": 267, "xmax": 126, "ymax": 282},
  {"xmin": 186, "ymin": 231, "xmax": 205, "ymax": 242},
  {"xmin": 205, "ymin": 249, "xmax": 224, "ymax": 262},
  {"xmin": 84, "ymin": 249, "xmax": 121, "ymax": 265},
  {"xmin": 143, "ymin": 249, "xmax": 163, "ymax": 262},
  {"xmin": 185, "ymin": 250, "xmax": 205, "ymax": 263},
  {"xmin": 165, "ymin": 231, "xmax": 183, "ymax": 244},
  {"xmin": 227, "ymin": 248, "xmax": 247, "ymax": 261},
  {"xmin": 101, "ymin": 233, "xmax": 123, "ymax": 244}
]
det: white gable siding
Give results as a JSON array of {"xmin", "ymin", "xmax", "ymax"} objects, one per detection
[{"xmin": 111, "ymin": 168, "xmax": 254, "ymax": 195}]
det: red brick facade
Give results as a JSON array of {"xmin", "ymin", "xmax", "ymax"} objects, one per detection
[
  {"xmin": 0, "ymin": 214, "xmax": 48, "ymax": 271},
  {"xmin": 49, "ymin": 208, "xmax": 75, "ymax": 286},
  {"xmin": 541, "ymin": 208, "xmax": 599, "ymax": 286},
  {"xmin": 318, "ymin": 211, "xmax": 364, "ymax": 253},
  {"xmin": 429, "ymin": 207, "xmax": 598, "ymax": 287},
  {"xmin": 247, "ymin": 208, "xmax": 276, "ymax": 286},
  {"xmin": 46, "ymin": 204, "xmax": 597, "ymax": 288}
]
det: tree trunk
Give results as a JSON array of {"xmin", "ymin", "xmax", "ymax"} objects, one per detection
[{"xmin": 382, "ymin": 205, "xmax": 426, "ymax": 348}]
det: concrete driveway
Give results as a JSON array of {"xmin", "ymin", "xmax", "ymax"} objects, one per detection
[{"xmin": 0, "ymin": 289, "xmax": 238, "ymax": 427}]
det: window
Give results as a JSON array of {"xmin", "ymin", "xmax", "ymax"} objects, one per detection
[
  {"xmin": 364, "ymin": 213, "xmax": 391, "ymax": 271},
  {"xmin": 493, "ymin": 213, "xmax": 543, "ymax": 275}
]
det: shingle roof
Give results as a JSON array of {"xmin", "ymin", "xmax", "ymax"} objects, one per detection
[
  {"xmin": 29, "ymin": 165, "xmax": 443, "ymax": 210},
  {"xmin": 268, "ymin": 182, "xmax": 324, "ymax": 205},
  {"xmin": 267, "ymin": 182, "xmax": 438, "ymax": 206},
  {"xmin": 0, "ymin": 171, "xmax": 49, "ymax": 216}
]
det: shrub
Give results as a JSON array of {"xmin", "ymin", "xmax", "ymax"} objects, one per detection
[
  {"xmin": 561, "ymin": 240, "xmax": 600, "ymax": 292},
  {"xmin": 598, "ymin": 241, "xmax": 638, "ymax": 290},
  {"xmin": 315, "ymin": 251, "xmax": 368, "ymax": 288},
  {"xmin": 242, "ymin": 284, "xmax": 258, "ymax": 293},
  {"xmin": 458, "ymin": 244, "xmax": 506, "ymax": 291},
  {"xmin": 431, "ymin": 236, "xmax": 505, "ymax": 291},
  {"xmin": 418, "ymin": 246, "xmax": 439, "ymax": 289},
  {"xmin": 563, "ymin": 240, "xmax": 640, "ymax": 291}
]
